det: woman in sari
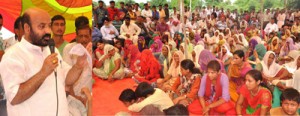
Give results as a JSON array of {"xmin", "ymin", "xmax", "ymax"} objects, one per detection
[
  {"xmin": 150, "ymin": 38, "xmax": 163, "ymax": 53},
  {"xmin": 248, "ymin": 44, "xmax": 267, "ymax": 69},
  {"xmin": 198, "ymin": 49, "xmax": 222, "ymax": 73},
  {"xmin": 259, "ymin": 51, "xmax": 292, "ymax": 107},
  {"xmin": 168, "ymin": 40, "xmax": 177, "ymax": 53},
  {"xmin": 217, "ymin": 44, "xmax": 233, "ymax": 72},
  {"xmin": 158, "ymin": 45, "xmax": 172, "ymax": 77},
  {"xmin": 232, "ymin": 35, "xmax": 242, "ymax": 50},
  {"xmin": 133, "ymin": 49, "xmax": 161, "ymax": 85},
  {"xmin": 137, "ymin": 36, "xmax": 148, "ymax": 52},
  {"xmin": 93, "ymin": 44, "xmax": 125, "ymax": 81},
  {"xmin": 250, "ymin": 29, "xmax": 262, "ymax": 44},
  {"xmin": 188, "ymin": 60, "xmax": 236, "ymax": 115},
  {"xmin": 192, "ymin": 45, "xmax": 204, "ymax": 68},
  {"xmin": 179, "ymin": 42, "xmax": 193, "ymax": 60},
  {"xmin": 224, "ymin": 28, "xmax": 232, "ymax": 40},
  {"xmin": 174, "ymin": 32, "xmax": 184, "ymax": 50},
  {"xmin": 268, "ymin": 35, "xmax": 281, "ymax": 55},
  {"xmin": 236, "ymin": 70, "xmax": 272, "ymax": 115},
  {"xmin": 170, "ymin": 59, "xmax": 201, "ymax": 105},
  {"xmin": 247, "ymin": 39, "xmax": 258, "ymax": 57},
  {"xmin": 279, "ymin": 37, "xmax": 298, "ymax": 58},
  {"xmin": 227, "ymin": 50, "xmax": 252, "ymax": 102},
  {"xmin": 228, "ymin": 37, "xmax": 237, "ymax": 53},
  {"xmin": 126, "ymin": 45, "xmax": 141, "ymax": 74},
  {"xmin": 157, "ymin": 51, "xmax": 184, "ymax": 91},
  {"xmin": 238, "ymin": 34, "xmax": 249, "ymax": 48}
]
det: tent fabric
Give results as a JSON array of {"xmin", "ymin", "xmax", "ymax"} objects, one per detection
[{"xmin": 0, "ymin": 0, "xmax": 92, "ymax": 41}]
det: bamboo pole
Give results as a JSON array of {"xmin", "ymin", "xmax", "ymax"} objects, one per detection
[
  {"xmin": 260, "ymin": 0, "xmax": 264, "ymax": 34},
  {"xmin": 179, "ymin": 0, "xmax": 188, "ymax": 59}
]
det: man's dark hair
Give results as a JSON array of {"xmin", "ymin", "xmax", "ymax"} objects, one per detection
[
  {"xmin": 51, "ymin": 15, "xmax": 65, "ymax": 25},
  {"xmin": 14, "ymin": 16, "xmax": 23, "ymax": 29},
  {"xmin": 207, "ymin": 60, "xmax": 221, "ymax": 72},
  {"xmin": 98, "ymin": 0, "xmax": 103, "ymax": 3},
  {"xmin": 124, "ymin": 17, "xmax": 131, "ymax": 21},
  {"xmin": 76, "ymin": 25, "xmax": 91, "ymax": 35},
  {"xmin": 135, "ymin": 82, "xmax": 155, "ymax": 98},
  {"xmin": 75, "ymin": 16, "xmax": 89, "ymax": 29},
  {"xmin": 0, "ymin": 14, "xmax": 2, "ymax": 19},
  {"xmin": 109, "ymin": 1, "xmax": 115, "ymax": 4},
  {"xmin": 119, "ymin": 89, "xmax": 137, "ymax": 102},
  {"xmin": 22, "ymin": 12, "xmax": 31, "ymax": 29},
  {"xmin": 280, "ymin": 88, "xmax": 300, "ymax": 104},
  {"xmin": 102, "ymin": 17, "xmax": 110, "ymax": 22},
  {"xmin": 163, "ymin": 104, "xmax": 189, "ymax": 115},
  {"xmin": 120, "ymin": 2, "xmax": 124, "ymax": 4}
]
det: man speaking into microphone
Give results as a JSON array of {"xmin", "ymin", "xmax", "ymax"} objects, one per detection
[{"xmin": 0, "ymin": 8, "xmax": 86, "ymax": 116}]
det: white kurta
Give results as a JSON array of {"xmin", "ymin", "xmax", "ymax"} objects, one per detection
[
  {"xmin": 63, "ymin": 43, "xmax": 93, "ymax": 99},
  {"xmin": 119, "ymin": 23, "xmax": 141, "ymax": 45},
  {"xmin": 277, "ymin": 13, "xmax": 286, "ymax": 28},
  {"xmin": 264, "ymin": 23, "xmax": 279, "ymax": 34},
  {"xmin": 0, "ymin": 38, "xmax": 70, "ymax": 116}
]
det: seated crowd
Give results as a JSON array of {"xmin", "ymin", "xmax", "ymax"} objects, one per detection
[{"xmin": 92, "ymin": 0, "xmax": 300, "ymax": 115}]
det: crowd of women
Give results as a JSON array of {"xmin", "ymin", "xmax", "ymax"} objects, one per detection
[{"xmin": 92, "ymin": 3, "xmax": 300, "ymax": 115}]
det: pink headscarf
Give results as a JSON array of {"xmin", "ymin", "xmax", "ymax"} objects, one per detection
[{"xmin": 151, "ymin": 39, "xmax": 163, "ymax": 53}]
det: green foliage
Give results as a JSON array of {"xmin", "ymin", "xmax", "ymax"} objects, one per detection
[
  {"xmin": 287, "ymin": 0, "xmax": 300, "ymax": 9},
  {"xmin": 94, "ymin": 0, "xmax": 293, "ymax": 12},
  {"xmin": 149, "ymin": 0, "xmax": 168, "ymax": 7}
]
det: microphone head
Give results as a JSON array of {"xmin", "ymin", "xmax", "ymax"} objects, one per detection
[
  {"xmin": 48, "ymin": 39, "xmax": 55, "ymax": 47},
  {"xmin": 48, "ymin": 39, "xmax": 55, "ymax": 53}
]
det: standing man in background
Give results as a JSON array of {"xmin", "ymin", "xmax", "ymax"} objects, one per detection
[{"xmin": 51, "ymin": 15, "xmax": 68, "ymax": 56}]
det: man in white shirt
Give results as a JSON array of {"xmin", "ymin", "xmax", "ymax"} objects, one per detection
[
  {"xmin": 264, "ymin": 18, "xmax": 278, "ymax": 34},
  {"xmin": 170, "ymin": 21, "xmax": 182, "ymax": 38},
  {"xmin": 100, "ymin": 17, "xmax": 119, "ymax": 45},
  {"xmin": 199, "ymin": 9, "xmax": 207, "ymax": 20},
  {"xmin": 63, "ymin": 16, "xmax": 93, "ymax": 116},
  {"xmin": 141, "ymin": 4, "xmax": 152, "ymax": 23},
  {"xmin": 2, "ymin": 16, "xmax": 24, "ymax": 51},
  {"xmin": 263, "ymin": 9, "xmax": 272, "ymax": 29},
  {"xmin": 0, "ymin": 8, "xmax": 86, "ymax": 116},
  {"xmin": 119, "ymin": 17, "xmax": 141, "ymax": 44},
  {"xmin": 128, "ymin": 82, "xmax": 173, "ymax": 112}
]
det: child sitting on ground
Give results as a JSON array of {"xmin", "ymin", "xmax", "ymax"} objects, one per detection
[{"xmin": 270, "ymin": 88, "xmax": 300, "ymax": 115}]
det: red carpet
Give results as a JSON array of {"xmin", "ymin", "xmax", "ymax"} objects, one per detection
[{"xmin": 92, "ymin": 77, "xmax": 135, "ymax": 115}]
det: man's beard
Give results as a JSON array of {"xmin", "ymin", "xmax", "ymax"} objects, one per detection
[{"xmin": 30, "ymin": 28, "xmax": 51, "ymax": 47}]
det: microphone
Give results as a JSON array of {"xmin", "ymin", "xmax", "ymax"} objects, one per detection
[
  {"xmin": 48, "ymin": 39, "xmax": 59, "ymax": 116},
  {"xmin": 48, "ymin": 39, "xmax": 55, "ymax": 54},
  {"xmin": 48, "ymin": 39, "xmax": 57, "ymax": 77}
]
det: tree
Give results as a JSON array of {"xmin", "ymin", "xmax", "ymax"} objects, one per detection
[
  {"xmin": 287, "ymin": 0, "xmax": 300, "ymax": 9},
  {"xmin": 150, "ymin": 0, "xmax": 168, "ymax": 7}
]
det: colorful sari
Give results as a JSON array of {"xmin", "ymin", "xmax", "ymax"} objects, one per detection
[
  {"xmin": 150, "ymin": 37, "xmax": 163, "ymax": 53},
  {"xmin": 137, "ymin": 36, "xmax": 148, "ymax": 52},
  {"xmin": 93, "ymin": 44, "xmax": 124, "ymax": 79},
  {"xmin": 228, "ymin": 62, "xmax": 252, "ymax": 102},
  {"xmin": 127, "ymin": 45, "xmax": 141, "ymax": 73},
  {"xmin": 134, "ymin": 49, "xmax": 161, "ymax": 84},
  {"xmin": 165, "ymin": 51, "xmax": 184, "ymax": 87},
  {"xmin": 240, "ymin": 85, "xmax": 272, "ymax": 115}
]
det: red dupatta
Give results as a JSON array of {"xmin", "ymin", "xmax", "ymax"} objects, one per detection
[{"xmin": 204, "ymin": 74, "xmax": 222, "ymax": 102}]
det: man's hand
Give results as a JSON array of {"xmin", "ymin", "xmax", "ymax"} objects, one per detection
[
  {"xmin": 86, "ymin": 42, "xmax": 93, "ymax": 57},
  {"xmin": 40, "ymin": 53, "xmax": 59, "ymax": 76},
  {"xmin": 74, "ymin": 54, "xmax": 87, "ymax": 69},
  {"xmin": 109, "ymin": 30, "xmax": 115, "ymax": 34},
  {"xmin": 126, "ymin": 34, "xmax": 130, "ymax": 38}
]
